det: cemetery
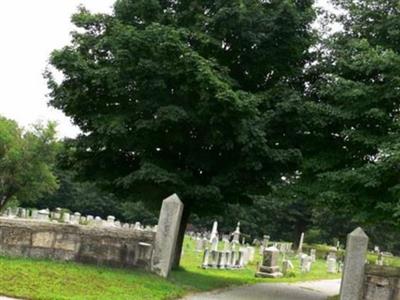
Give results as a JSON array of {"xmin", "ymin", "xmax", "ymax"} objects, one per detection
[
  {"xmin": 1, "ymin": 0, "xmax": 400, "ymax": 299},
  {"xmin": 2, "ymin": 200, "xmax": 400, "ymax": 299}
]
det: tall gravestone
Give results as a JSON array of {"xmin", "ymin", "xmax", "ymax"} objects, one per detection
[
  {"xmin": 297, "ymin": 232, "xmax": 304, "ymax": 253},
  {"xmin": 340, "ymin": 227, "xmax": 369, "ymax": 300},
  {"xmin": 152, "ymin": 194, "xmax": 184, "ymax": 278}
]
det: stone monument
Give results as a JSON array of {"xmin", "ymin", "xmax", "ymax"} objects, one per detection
[{"xmin": 256, "ymin": 246, "xmax": 283, "ymax": 278}]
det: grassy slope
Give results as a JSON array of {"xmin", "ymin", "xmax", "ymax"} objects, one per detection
[{"xmin": 0, "ymin": 237, "xmax": 342, "ymax": 300}]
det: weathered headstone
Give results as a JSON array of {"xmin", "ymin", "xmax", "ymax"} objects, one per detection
[
  {"xmin": 327, "ymin": 257, "xmax": 337, "ymax": 273},
  {"xmin": 195, "ymin": 235, "xmax": 203, "ymax": 252},
  {"xmin": 210, "ymin": 235, "xmax": 219, "ymax": 251},
  {"xmin": 256, "ymin": 246, "xmax": 283, "ymax": 278},
  {"xmin": 297, "ymin": 232, "xmax": 304, "ymax": 253},
  {"xmin": 282, "ymin": 259, "xmax": 294, "ymax": 275},
  {"xmin": 106, "ymin": 215, "xmax": 116, "ymax": 226},
  {"xmin": 301, "ymin": 255, "xmax": 312, "ymax": 273},
  {"xmin": 232, "ymin": 222, "xmax": 241, "ymax": 245},
  {"xmin": 62, "ymin": 212, "xmax": 71, "ymax": 223},
  {"xmin": 210, "ymin": 221, "xmax": 218, "ymax": 241},
  {"xmin": 202, "ymin": 248, "xmax": 210, "ymax": 268},
  {"xmin": 152, "ymin": 194, "xmax": 184, "ymax": 278},
  {"xmin": 37, "ymin": 209, "xmax": 50, "ymax": 221},
  {"xmin": 340, "ymin": 227, "xmax": 369, "ymax": 300},
  {"xmin": 310, "ymin": 249, "xmax": 316, "ymax": 262},
  {"xmin": 223, "ymin": 237, "xmax": 230, "ymax": 251}
]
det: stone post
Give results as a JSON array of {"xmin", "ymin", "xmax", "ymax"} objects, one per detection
[
  {"xmin": 340, "ymin": 227, "xmax": 369, "ymax": 300},
  {"xmin": 152, "ymin": 194, "xmax": 184, "ymax": 278},
  {"xmin": 297, "ymin": 232, "xmax": 304, "ymax": 253}
]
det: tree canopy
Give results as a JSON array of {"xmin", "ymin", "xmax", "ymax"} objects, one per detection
[
  {"xmin": 47, "ymin": 0, "xmax": 315, "ymax": 215},
  {"xmin": 302, "ymin": 0, "xmax": 400, "ymax": 226},
  {"xmin": 0, "ymin": 116, "xmax": 58, "ymax": 209}
]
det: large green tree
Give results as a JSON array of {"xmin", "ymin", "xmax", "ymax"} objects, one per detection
[
  {"xmin": 0, "ymin": 117, "xmax": 58, "ymax": 210},
  {"xmin": 302, "ymin": 0, "xmax": 400, "ymax": 230},
  {"xmin": 47, "ymin": 0, "xmax": 315, "ymax": 266}
]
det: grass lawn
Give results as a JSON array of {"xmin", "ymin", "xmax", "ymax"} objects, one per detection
[{"xmin": 0, "ymin": 237, "xmax": 341, "ymax": 300}]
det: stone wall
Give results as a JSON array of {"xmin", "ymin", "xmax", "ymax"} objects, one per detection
[
  {"xmin": 0, "ymin": 218, "xmax": 155, "ymax": 269},
  {"xmin": 363, "ymin": 264, "xmax": 400, "ymax": 300}
]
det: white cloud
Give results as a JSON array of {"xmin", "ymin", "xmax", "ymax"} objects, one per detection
[{"xmin": 0, "ymin": 0, "xmax": 334, "ymax": 138}]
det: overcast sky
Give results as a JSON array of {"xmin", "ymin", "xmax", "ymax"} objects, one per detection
[{"xmin": 0, "ymin": 0, "xmax": 333, "ymax": 138}]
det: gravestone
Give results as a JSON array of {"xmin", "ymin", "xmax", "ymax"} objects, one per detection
[
  {"xmin": 297, "ymin": 232, "xmax": 304, "ymax": 253},
  {"xmin": 202, "ymin": 248, "xmax": 210, "ymax": 268},
  {"xmin": 37, "ymin": 209, "xmax": 50, "ymax": 221},
  {"xmin": 232, "ymin": 222, "xmax": 241, "ymax": 246},
  {"xmin": 256, "ymin": 246, "xmax": 283, "ymax": 278},
  {"xmin": 310, "ymin": 249, "xmax": 316, "ymax": 262},
  {"xmin": 327, "ymin": 257, "xmax": 337, "ymax": 273},
  {"xmin": 340, "ymin": 227, "xmax": 369, "ymax": 300},
  {"xmin": 282, "ymin": 259, "xmax": 294, "ymax": 275},
  {"xmin": 152, "ymin": 194, "xmax": 184, "ymax": 278},
  {"xmin": 195, "ymin": 235, "xmax": 203, "ymax": 252},
  {"xmin": 301, "ymin": 255, "xmax": 313, "ymax": 273}
]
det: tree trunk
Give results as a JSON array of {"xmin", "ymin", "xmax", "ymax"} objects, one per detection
[{"xmin": 172, "ymin": 205, "xmax": 191, "ymax": 269}]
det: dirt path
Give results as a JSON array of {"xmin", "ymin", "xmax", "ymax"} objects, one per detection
[{"xmin": 181, "ymin": 279, "xmax": 341, "ymax": 300}]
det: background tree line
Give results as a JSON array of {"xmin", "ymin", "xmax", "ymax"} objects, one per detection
[{"xmin": 2, "ymin": 0, "xmax": 400, "ymax": 259}]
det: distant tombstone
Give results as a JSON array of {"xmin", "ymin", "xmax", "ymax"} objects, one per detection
[
  {"xmin": 201, "ymin": 236, "xmax": 208, "ymax": 250},
  {"xmin": 87, "ymin": 215, "xmax": 94, "ymax": 224},
  {"xmin": 134, "ymin": 222, "xmax": 141, "ymax": 230},
  {"xmin": 248, "ymin": 246, "xmax": 255, "ymax": 262},
  {"xmin": 282, "ymin": 259, "xmax": 294, "ymax": 275},
  {"xmin": 301, "ymin": 255, "xmax": 313, "ymax": 273},
  {"xmin": 310, "ymin": 249, "xmax": 316, "ymax": 262},
  {"xmin": 263, "ymin": 235, "xmax": 270, "ymax": 247},
  {"xmin": 210, "ymin": 221, "xmax": 218, "ymax": 241},
  {"xmin": 327, "ymin": 247, "xmax": 337, "ymax": 260},
  {"xmin": 232, "ymin": 222, "xmax": 241, "ymax": 244},
  {"xmin": 37, "ymin": 209, "xmax": 50, "ymax": 221},
  {"xmin": 94, "ymin": 216, "xmax": 103, "ymax": 226},
  {"xmin": 297, "ymin": 232, "xmax": 305, "ymax": 253},
  {"xmin": 53, "ymin": 208, "xmax": 62, "ymax": 220},
  {"xmin": 376, "ymin": 252, "xmax": 384, "ymax": 266},
  {"xmin": 195, "ymin": 236, "xmax": 203, "ymax": 252},
  {"xmin": 256, "ymin": 246, "xmax": 283, "ymax": 278},
  {"xmin": 253, "ymin": 239, "xmax": 261, "ymax": 247},
  {"xmin": 70, "ymin": 212, "xmax": 81, "ymax": 225},
  {"xmin": 202, "ymin": 249, "xmax": 210, "ymax": 268},
  {"xmin": 210, "ymin": 250, "xmax": 218, "ymax": 268},
  {"xmin": 327, "ymin": 257, "xmax": 337, "ymax": 273},
  {"xmin": 62, "ymin": 212, "xmax": 71, "ymax": 223},
  {"xmin": 106, "ymin": 216, "xmax": 116, "ymax": 226},
  {"xmin": 210, "ymin": 235, "xmax": 219, "ymax": 251},
  {"xmin": 218, "ymin": 251, "xmax": 226, "ymax": 269},
  {"xmin": 223, "ymin": 237, "xmax": 230, "ymax": 251},
  {"xmin": 19, "ymin": 208, "xmax": 27, "ymax": 219},
  {"xmin": 238, "ymin": 251, "xmax": 245, "ymax": 267},
  {"xmin": 31, "ymin": 209, "xmax": 38, "ymax": 219},
  {"xmin": 225, "ymin": 251, "xmax": 232, "ymax": 269}
]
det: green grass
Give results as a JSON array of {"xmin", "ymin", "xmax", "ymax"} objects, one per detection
[{"xmin": 0, "ymin": 237, "xmax": 341, "ymax": 300}]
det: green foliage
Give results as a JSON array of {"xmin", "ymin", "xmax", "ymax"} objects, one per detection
[
  {"xmin": 46, "ymin": 0, "xmax": 316, "ymax": 217},
  {"xmin": 0, "ymin": 116, "xmax": 58, "ymax": 210},
  {"xmin": 306, "ymin": 0, "xmax": 400, "ymax": 226}
]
